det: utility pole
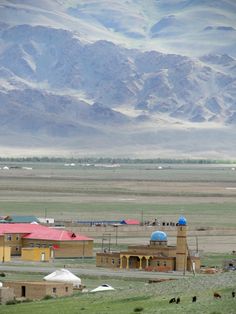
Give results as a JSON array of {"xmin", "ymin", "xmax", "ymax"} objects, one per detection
[
  {"xmin": 114, "ymin": 225, "xmax": 118, "ymax": 246},
  {"xmin": 2, "ymin": 234, "xmax": 5, "ymax": 263},
  {"xmin": 82, "ymin": 240, "xmax": 85, "ymax": 259},
  {"xmin": 102, "ymin": 233, "xmax": 111, "ymax": 252}
]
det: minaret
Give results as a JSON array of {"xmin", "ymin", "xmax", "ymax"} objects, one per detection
[{"xmin": 176, "ymin": 216, "xmax": 187, "ymax": 272}]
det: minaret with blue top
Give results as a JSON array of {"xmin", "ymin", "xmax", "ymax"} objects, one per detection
[{"xmin": 176, "ymin": 216, "xmax": 187, "ymax": 272}]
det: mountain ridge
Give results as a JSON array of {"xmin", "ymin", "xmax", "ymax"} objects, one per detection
[{"xmin": 0, "ymin": 1, "xmax": 236, "ymax": 157}]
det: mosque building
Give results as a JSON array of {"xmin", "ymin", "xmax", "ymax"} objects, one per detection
[{"xmin": 96, "ymin": 216, "xmax": 201, "ymax": 273}]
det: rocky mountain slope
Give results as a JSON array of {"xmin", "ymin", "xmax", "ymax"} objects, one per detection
[{"xmin": 0, "ymin": 0, "xmax": 236, "ymax": 157}]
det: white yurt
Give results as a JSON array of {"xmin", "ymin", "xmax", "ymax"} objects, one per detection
[
  {"xmin": 90, "ymin": 284, "xmax": 115, "ymax": 293},
  {"xmin": 44, "ymin": 269, "xmax": 82, "ymax": 288}
]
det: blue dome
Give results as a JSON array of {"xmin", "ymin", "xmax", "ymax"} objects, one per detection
[
  {"xmin": 150, "ymin": 231, "xmax": 167, "ymax": 241},
  {"xmin": 178, "ymin": 216, "xmax": 187, "ymax": 226}
]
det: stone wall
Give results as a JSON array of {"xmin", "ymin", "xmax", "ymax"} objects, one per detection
[{"xmin": 0, "ymin": 287, "xmax": 15, "ymax": 304}]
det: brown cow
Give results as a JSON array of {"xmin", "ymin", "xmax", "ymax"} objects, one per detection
[{"xmin": 214, "ymin": 292, "xmax": 221, "ymax": 299}]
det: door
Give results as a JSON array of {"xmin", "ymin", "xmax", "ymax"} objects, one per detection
[
  {"xmin": 21, "ymin": 286, "xmax": 26, "ymax": 297},
  {"xmin": 41, "ymin": 252, "xmax": 45, "ymax": 262}
]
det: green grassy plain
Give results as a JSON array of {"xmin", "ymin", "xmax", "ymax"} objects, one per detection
[
  {"xmin": 0, "ymin": 201, "xmax": 236, "ymax": 226},
  {"xmin": 1, "ymin": 272, "xmax": 236, "ymax": 314}
]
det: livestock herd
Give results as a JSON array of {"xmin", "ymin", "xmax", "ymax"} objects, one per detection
[{"xmin": 169, "ymin": 291, "xmax": 235, "ymax": 304}]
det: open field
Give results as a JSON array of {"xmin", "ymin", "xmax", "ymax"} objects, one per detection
[{"xmin": 0, "ymin": 162, "xmax": 236, "ymax": 222}]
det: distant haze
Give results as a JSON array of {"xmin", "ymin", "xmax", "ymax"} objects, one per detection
[{"xmin": 0, "ymin": 0, "xmax": 236, "ymax": 158}]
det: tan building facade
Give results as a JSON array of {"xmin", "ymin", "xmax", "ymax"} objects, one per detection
[
  {"xmin": 96, "ymin": 216, "xmax": 201, "ymax": 273},
  {"xmin": 0, "ymin": 224, "xmax": 93, "ymax": 260},
  {"xmin": 3, "ymin": 281, "xmax": 73, "ymax": 300},
  {"xmin": 22, "ymin": 238, "xmax": 93, "ymax": 259},
  {"xmin": 0, "ymin": 235, "xmax": 11, "ymax": 262},
  {"xmin": 4, "ymin": 233, "xmax": 22, "ymax": 256},
  {"xmin": 21, "ymin": 247, "xmax": 51, "ymax": 262}
]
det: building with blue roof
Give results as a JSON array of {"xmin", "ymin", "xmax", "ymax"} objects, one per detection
[
  {"xmin": 150, "ymin": 231, "xmax": 167, "ymax": 242},
  {"xmin": 96, "ymin": 216, "xmax": 200, "ymax": 273},
  {"xmin": 178, "ymin": 216, "xmax": 187, "ymax": 226}
]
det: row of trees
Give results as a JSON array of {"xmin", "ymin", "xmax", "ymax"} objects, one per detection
[{"xmin": 0, "ymin": 157, "xmax": 235, "ymax": 164}]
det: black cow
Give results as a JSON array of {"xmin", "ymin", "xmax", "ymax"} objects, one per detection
[
  {"xmin": 214, "ymin": 292, "xmax": 221, "ymax": 299},
  {"xmin": 176, "ymin": 297, "xmax": 180, "ymax": 304},
  {"xmin": 232, "ymin": 291, "xmax": 235, "ymax": 298},
  {"xmin": 169, "ymin": 298, "xmax": 176, "ymax": 304},
  {"xmin": 192, "ymin": 296, "xmax": 197, "ymax": 302}
]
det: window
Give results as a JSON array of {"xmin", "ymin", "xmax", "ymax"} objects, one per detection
[
  {"xmin": 15, "ymin": 246, "xmax": 19, "ymax": 251},
  {"xmin": 163, "ymin": 261, "xmax": 167, "ymax": 266},
  {"xmin": 16, "ymin": 235, "xmax": 19, "ymax": 241},
  {"xmin": 118, "ymin": 259, "xmax": 120, "ymax": 265},
  {"xmin": 111, "ymin": 259, "xmax": 115, "ymax": 265},
  {"xmin": 7, "ymin": 235, "xmax": 12, "ymax": 241},
  {"xmin": 65, "ymin": 287, "xmax": 68, "ymax": 292},
  {"xmin": 157, "ymin": 261, "xmax": 160, "ymax": 266},
  {"xmin": 53, "ymin": 287, "xmax": 56, "ymax": 293},
  {"xmin": 30, "ymin": 243, "xmax": 34, "ymax": 247}
]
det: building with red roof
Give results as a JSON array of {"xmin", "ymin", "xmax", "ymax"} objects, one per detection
[
  {"xmin": 120, "ymin": 219, "xmax": 140, "ymax": 225},
  {"xmin": 0, "ymin": 224, "xmax": 93, "ymax": 259}
]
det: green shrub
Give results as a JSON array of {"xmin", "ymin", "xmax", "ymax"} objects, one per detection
[
  {"xmin": 43, "ymin": 295, "xmax": 53, "ymax": 300},
  {"xmin": 22, "ymin": 298, "xmax": 32, "ymax": 303},
  {"xmin": 6, "ymin": 300, "xmax": 18, "ymax": 305}
]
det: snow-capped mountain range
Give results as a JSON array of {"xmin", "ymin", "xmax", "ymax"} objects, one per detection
[{"xmin": 0, "ymin": 0, "xmax": 236, "ymax": 157}]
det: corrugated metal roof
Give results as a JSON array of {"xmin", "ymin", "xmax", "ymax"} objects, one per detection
[
  {"xmin": 23, "ymin": 229, "xmax": 92, "ymax": 241},
  {"xmin": 0, "ymin": 223, "xmax": 46, "ymax": 234},
  {"xmin": 0, "ymin": 223, "xmax": 93, "ymax": 241},
  {"xmin": 4, "ymin": 216, "xmax": 39, "ymax": 223},
  {"xmin": 120, "ymin": 219, "xmax": 140, "ymax": 225}
]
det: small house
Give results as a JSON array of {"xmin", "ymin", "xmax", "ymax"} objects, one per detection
[{"xmin": 3, "ymin": 281, "xmax": 73, "ymax": 300}]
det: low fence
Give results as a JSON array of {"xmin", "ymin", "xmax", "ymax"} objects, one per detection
[{"xmin": 51, "ymin": 223, "xmax": 236, "ymax": 239}]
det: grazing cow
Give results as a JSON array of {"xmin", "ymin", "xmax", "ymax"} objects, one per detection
[
  {"xmin": 232, "ymin": 291, "xmax": 235, "ymax": 298},
  {"xmin": 169, "ymin": 298, "xmax": 176, "ymax": 304},
  {"xmin": 214, "ymin": 292, "xmax": 221, "ymax": 299},
  {"xmin": 176, "ymin": 297, "xmax": 180, "ymax": 304},
  {"xmin": 192, "ymin": 296, "xmax": 197, "ymax": 302}
]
